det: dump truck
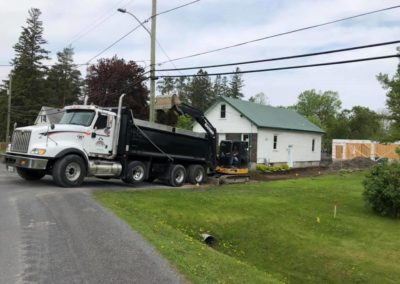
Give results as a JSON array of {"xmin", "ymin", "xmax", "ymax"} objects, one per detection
[{"xmin": 4, "ymin": 94, "xmax": 249, "ymax": 187}]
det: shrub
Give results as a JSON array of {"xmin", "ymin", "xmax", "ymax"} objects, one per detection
[
  {"xmin": 256, "ymin": 164, "xmax": 268, "ymax": 172},
  {"xmin": 363, "ymin": 162, "xmax": 400, "ymax": 218},
  {"xmin": 256, "ymin": 164, "xmax": 290, "ymax": 173}
]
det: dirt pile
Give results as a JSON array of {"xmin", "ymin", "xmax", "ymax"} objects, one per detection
[{"xmin": 330, "ymin": 157, "xmax": 376, "ymax": 170}]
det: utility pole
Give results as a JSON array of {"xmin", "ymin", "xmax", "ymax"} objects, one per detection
[
  {"xmin": 6, "ymin": 75, "xmax": 12, "ymax": 143},
  {"xmin": 117, "ymin": 3, "xmax": 157, "ymax": 122},
  {"xmin": 149, "ymin": 0, "xmax": 157, "ymax": 122}
]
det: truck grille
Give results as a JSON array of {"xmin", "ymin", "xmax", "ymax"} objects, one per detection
[{"xmin": 11, "ymin": 130, "xmax": 31, "ymax": 153}]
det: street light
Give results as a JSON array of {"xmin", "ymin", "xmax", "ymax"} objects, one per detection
[{"xmin": 117, "ymin": 2, "xmax": 157, "ymax": 122}]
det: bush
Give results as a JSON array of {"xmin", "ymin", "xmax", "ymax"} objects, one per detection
[
  {"xmin": 363, "ymin": 162, "xmax": 400, "ymax": 218},
  {"xmin": 256, "ymin": 164, "xmax": 290, "ymax": 173}
]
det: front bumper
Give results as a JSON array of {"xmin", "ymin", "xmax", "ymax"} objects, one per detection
[{"xmin": 3, "ymin": 154, "xmax": 49, "ymax": 170}]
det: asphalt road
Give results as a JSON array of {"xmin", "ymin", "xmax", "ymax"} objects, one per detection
[{"xmin": 0, "ymin": 166, "xmax": 184, "ymax": 284}]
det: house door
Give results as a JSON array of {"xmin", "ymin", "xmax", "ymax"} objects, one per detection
[{"xmin": 287, "ymin": 145, "xmax": 293, "ymax": 168}]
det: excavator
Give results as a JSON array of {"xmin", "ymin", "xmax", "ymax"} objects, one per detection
[{"xmin": 170, "ymin": 95, "xmax": 250, "ymax": 184}]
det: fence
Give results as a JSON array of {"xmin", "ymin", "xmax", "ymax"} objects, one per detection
[{"xmin": 332, "ymin": 139, "xmax": 400, "ymax": 161}]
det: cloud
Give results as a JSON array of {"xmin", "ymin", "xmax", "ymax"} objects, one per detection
[{"xmin": 1, "ymin": 0, "xmax": 399, "ymax": 111}]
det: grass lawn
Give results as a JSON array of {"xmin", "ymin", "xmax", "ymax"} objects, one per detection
[{"xmin": 95, "ymin": 172, "xmax": 400, "ymax": 283}]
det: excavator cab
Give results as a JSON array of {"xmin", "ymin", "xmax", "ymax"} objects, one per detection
[{"xmin": 216, "ymin": 140, "xmax": 249, "ymax": 175}]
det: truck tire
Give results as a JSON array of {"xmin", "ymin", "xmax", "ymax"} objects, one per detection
[
  {"xmin": 187, "ymin": 164, "xmax": 206, "ymax": 184},
  {"xmin": 169, "ymin": 164, "xmax": 186, "ymax": 187},
  {"xmin": 52, "ymin": 155, "xmax": 86, "ymax": 187},
  {"xmin": 123, "ymin": 161, "xmax": 146, "ymax": 184},
  {"xmin": 16, "ymin": 168, "xmax": 46, "ymax": 181}
]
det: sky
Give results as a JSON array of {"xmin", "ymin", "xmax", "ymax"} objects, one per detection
[{"xmin": 1, "ymin": 0, "xmax": 399, "ymax": 111}]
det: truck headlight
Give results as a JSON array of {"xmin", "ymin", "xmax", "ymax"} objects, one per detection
[
  {"xmin": 6, "ymin": 144, "xmax": 11, "ymax": 152},
  {"xmin": 31, "ymin": 148, "xmax": 46, "ymax": 155}
]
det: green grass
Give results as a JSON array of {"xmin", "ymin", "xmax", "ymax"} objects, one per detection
[{"xmin": 95, "ymin": 172, "xmax": 400, "ymax": 283}]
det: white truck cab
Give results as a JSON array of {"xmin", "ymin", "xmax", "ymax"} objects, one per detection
[{"xmin": 4, "ymin": 101, "xmax": 124, "ymax": 187}]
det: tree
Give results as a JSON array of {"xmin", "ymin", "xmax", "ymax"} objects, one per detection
[
  {"xmin": 86, "ymin": 56, "xmax": 149, "ymax": 120},
  {"xmin": 186, "ymin": 69, "xmax": 215, "ymax": 111},
  {"xmin": 328, "ymin": 110, "xmax": 351, "ymax": 139},
  {"xmin": 249, "ymin": 92, "xmax": 269, "ymax": 105},
  {"xmin": 176, "ymin": 115, "xmax": 193, "ymax": 130},
  {"xmin": 292, "ymin": 89, "xmax": 342, "ymax": 153},
  {"xmin": 157, "ymin": 77, "xmax": 175, "ymax": 96},
  {"xmin": 46, "ymin": 47, "xmax": 82, "ymax": 107},
  {"xmin": 292, "ymin": 89, "xmax": 341, "ymax": 126},
  {"xmin": 377, "ymin": 48, "xmax": 400, "ymax": 140},
  {"xmin": 212, "ymin": 75, "xmax": 229, "ymax": 97},
  {"xmin": 347, "ymin": 106, "xmax": 384, "ymax": 140},
  {"xmin": 175, "ymin": 77, "xmax": 190, "ymax": 103},
  {"xmin": 227, "ymin": 67, "xmax": 244, "ymax": 99},
  {"xmin": 7, "ymin": 8, "xmax": 50, "ymax": 129},
  {"xmin": 0, "ymin": 88, "xmax": 7, "ymax": 140},
  {"xmin": 220, "ymin": 76, "xmax": 229, "ymax": 97}
]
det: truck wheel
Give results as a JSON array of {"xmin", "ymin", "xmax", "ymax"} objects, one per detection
[
  {"xmin": 123, "ymin": 161, "xmax": 146, "ymax": 184},
  {"xmin": 169, "ymin": 164, "xmax": 186, "ymax": 187},
  {"xmin": 53, "ymin": 155, "xmax": 86, "ymax": 187},
  {"xmin": 187, "ymin": 165, "xmax": 206, "ymax": 184},
  {"xmin": 16, "ymin": 168, "xmax": 45, "ymax": 181}
]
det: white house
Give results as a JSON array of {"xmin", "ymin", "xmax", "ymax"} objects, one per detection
[
  {"xmin": 192, "ymin": 96, "xmax": 324, "ymax": 168},
  {"xmin": 34, "ymin": 106, "xmax": 63, "ymax": 125}
]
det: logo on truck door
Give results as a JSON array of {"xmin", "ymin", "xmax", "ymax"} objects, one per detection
[{"xmin": 96, "ymin": 137, "xmax": 105, "ymax": 149}]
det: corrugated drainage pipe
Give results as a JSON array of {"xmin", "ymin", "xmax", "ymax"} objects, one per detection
[{"xmin": 201, "ymin": 234, "xmax": 215, "ymax": 246}]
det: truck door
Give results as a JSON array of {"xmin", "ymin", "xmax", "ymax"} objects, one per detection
[{"xmin": 87, "ymin": 112, "xmax": 115, "ymax": 156}]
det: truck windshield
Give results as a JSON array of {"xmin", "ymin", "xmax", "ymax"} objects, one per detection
[{"xmin": 59, "ymin": 110, "xmax": 95, "ymax": 126}]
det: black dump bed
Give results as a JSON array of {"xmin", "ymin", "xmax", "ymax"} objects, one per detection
[{"xmin": 115, "ymin": 109, "xmax": 213, "ymax": 167}]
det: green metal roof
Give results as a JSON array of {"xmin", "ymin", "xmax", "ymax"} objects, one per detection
[{"xmin": 217, "ymin": 96, "xmax": 325, "ymax": 134}]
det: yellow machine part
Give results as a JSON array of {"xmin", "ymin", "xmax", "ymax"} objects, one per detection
[{"xmin": 215, "ymin": 166, "xmax": 249, "ymax": 175}]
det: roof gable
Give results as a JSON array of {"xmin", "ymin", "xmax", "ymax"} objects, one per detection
[{"xmin": 214, "ymin": 96, "xmax": 324, "ymax": 134}]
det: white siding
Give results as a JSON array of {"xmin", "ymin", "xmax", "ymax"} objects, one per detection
[
  {"xmin": 193, "ymin": 101, "xmax": 323, "ymax": 167},
  {"xmin": 193, "ymin": 102, "xmax": 258, "ymax": 134},
  {"xmin": 257, "ymin": 129, "xmax": 322, "ymax": 165}
]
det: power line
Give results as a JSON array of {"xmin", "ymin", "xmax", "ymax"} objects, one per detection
[
  {"xmin": 153, "ymin": 0, "xmax": 201, "ymax": 18},
  {"xmin": 67, "ymin": 0, "xmax": 132, "ymax": 45},
  {"xmin": 156, "ymin": 54, "xmax": 400, "ymax": 78},
  {"xmin": 87, "ymin": 0, "xmax": 202, "ymax": 66},
  {"xmin": 157, "ymin": 40, "xmax": 400, "ymax": 71},
  {"xmin": 69, "ymin": 12, "xmax": 118, "ymax": 46},
  {"xmin": 85, "ymin": 24, "xmax": 142, "ymax": 63},
  {"xmin": 158, "ymin": 4, "xmax": 400, "ymax": 65}
]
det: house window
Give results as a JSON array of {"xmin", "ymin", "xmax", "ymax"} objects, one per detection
[
  {"xmin": 242, "ymin": 134, "xmax": 249, "ymax": 142},
  {"xmin": 312, "ymin": 139, "xmax": 315, "ymax": 152},
  {"xmin": 273, "ymin": 135, "xmax": 278, "ymax": 150},
  {"xmin": 220, "ymin": 104, "xmax": 226, "ymax": 118}
]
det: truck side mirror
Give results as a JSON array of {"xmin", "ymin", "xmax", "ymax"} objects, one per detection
[{"xmin": 91, "ymin": 132, "xmax": 97, "ymax": 138}]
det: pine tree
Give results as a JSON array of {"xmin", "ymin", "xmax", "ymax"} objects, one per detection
[
  {"xmin": 10, "ymin": 8, "xmax": 50, "ymax": 127},
  {"xmin": 46, "ymin": 47, "xmax": 82, "ymax": 107},
  {"xmin": 187, "ymin": 69, "xmax": 215, "ymax": 111},
  {"xmin": 213, "ymin": 75, "xmax": 229, "ymax": 97},
  {"xmin": 220, "ymin": 76, "xmax": 229, "ymax": 97},
  {"xmin": 227, "ymin": 67, "xmax": 244, "ymax": 99},
  {"xmin": 175, "ymin": 77, "xmax": 190, "ymax": 104},
  {"xmin": 157, "ymin": 77, "xmax": 175, "ymax": 96}
]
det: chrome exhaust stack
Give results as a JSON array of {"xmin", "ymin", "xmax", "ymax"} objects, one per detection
[{"xmin": 110, "ymin": 93, "xmax": 126, "ymax": 159}]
